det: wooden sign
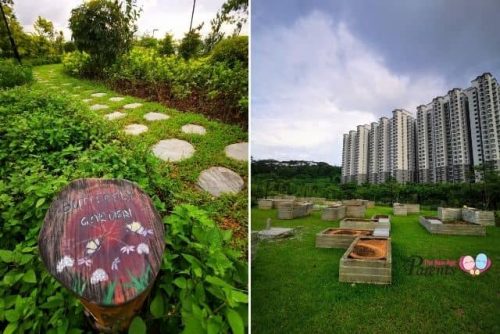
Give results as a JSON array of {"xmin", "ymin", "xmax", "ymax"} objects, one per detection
[{"xmin": 39, "ymin": 178, "xmax": 165, "ymax": 331}]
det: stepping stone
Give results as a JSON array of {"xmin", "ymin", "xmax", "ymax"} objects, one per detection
[
  {"xmin": 62, "ymin": 83, "xmax": 72, "ymax": 86},
  {"xmin": 258, "ymin": 227, "xmax": 295, "ymax": 240},
  {"xmin": 109, "ymin": 97, "xmax": 125, "ymax": 102},
  {"xmin": 91, "ymin": 93, "xmax": 107, "ymax": 97},
  {"xmin": 123, "ymin": 103, "xmax": 143, "ymax": 109},
  {"xmin": 124, "ymin": 124, "xmax": 148, "ymax": 135},
  {"xmin": 144, "ymin": 112, "xmax": 169, "ymax": 121},
  {"xmin": 90, "ymin": 104, "xmax": 109, "ymax": 111},
  {"xmin": 224, "ymin": 142, "xmax": 248, "ymax": 161},
  {"xmin": 152, "ymin": 139, "xmax": 195, "ymax": 162},
  {"xmin": 82, "ymin": 99, "xmax": 92, "ymax": 103},
  {"xmin": 74, "ymin": 86, "xmax": 82, "ymax": 89},
  {"xmin": 181, "ymin": 124, "xmax": 206, "ymax": 135},
  {"xmin": 104, "ymin": 111, "xmax": 126, "ymax": 120},
  {"xmin": 197, "ymin": 166, "xmax": 244, "ymax": 197}
]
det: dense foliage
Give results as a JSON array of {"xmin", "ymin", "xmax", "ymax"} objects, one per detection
[
  {"xmin": 0, "ymin": 2, "xmax": 64, "ymax": 62},
  {"xmin": 63, "ymin": 45, "xmax": 248, "ymax": 125},
  {"xmin": 251, "ymin": 159, "xmax": 500, "ymax": 210},
  {"xmin": 0, "ymin": 60, "xmax": 33, "ymax": 88},
  {"xmin": 0, "ymin": 87, "xmax": 247, "ymax": 333},
  {"xmin": 69, "ymin": 0, "xmax": 138, "ymax": 74},
  {"xmin": 210, "ymin": 36, "xmax": 248, "ymax": 68},
  {"xmin": 62, "ymin": 51, "xmax": 91, "ymax": 77}
]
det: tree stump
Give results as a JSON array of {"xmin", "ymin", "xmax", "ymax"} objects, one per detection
[{"xmin": 39, "ymin": 178, "xmax": 165, "ymax": 332}]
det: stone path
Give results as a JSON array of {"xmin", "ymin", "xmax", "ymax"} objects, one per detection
[
  {"xmin": 124, "ymin": 124, "xmax": 148, "ymax": 135},
  {"xmin": 152, "ymin": 139, "xmax": 195, "ymax": 162},
  {"xmin": 225, "ymin": 142, "xmax": 248, "ymax": 161},
  {"xmin": 104, "ymin": 111, "xmax": 126, "ymax": 120},
  {"xmin": 123, "ymin": 103, "xmax": 143, "ymax": 109},
  {"xmin": 34, "ymin": 67, "xmax": 247, "ymax": 200},
  {"xmin": 182, "ymin": 124, "xmax": 206, "ymax": 135},
  {"xmin": 197, "ymin": 167, "xmax": 244, "ymax": 197},
  {"xmin": 144, "ymin": 112, "xmax": 169, "ymax": 121}
]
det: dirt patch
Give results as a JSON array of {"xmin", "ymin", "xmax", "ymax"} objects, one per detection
[
  {"xmin": 349, "ymin": 239, "xmax": 387, "ymax": 260},
  {"xmin": 327, "ymin": 229, "xmax": 372, "ymax": 236},
  {"xmin": 443, "ymin": 220, "xmax": 473, "ymax": 225}
]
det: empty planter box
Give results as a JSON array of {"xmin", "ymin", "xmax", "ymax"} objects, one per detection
[
  {"xmin": 419, "ymin": 216, "xmax": 486, "ymax": 236},
  {"xmin": 321, "ymin": 206, "xmax": 346, "ymax": 221},
  {"xmin": 258, "ymin": 199, "xmax": 273, "ymax": 210},
  {"xmin": 278, "ymin": 202, "xmax": 313, "ymax": 219},
  {"xmin": 345, "ymin": 205, "xmax": 366, "ymax": 218},
  {"xmin": 461, "ymin": 207, "xmax": 495, "ymax": 226},
  {"xmin": 340, "ymin": 218, "xmax": 379, "ymax": 230},
  {"xmin": 315, "ymin": 228, "xmax": 373, "ymax": 248},
  {"xmin": 438, "ymin": 207, "xmax": 462, "ymax": 221},
  {"xmin": 339, "ymin": 236, "xmax": 392, "ymax": 285}
]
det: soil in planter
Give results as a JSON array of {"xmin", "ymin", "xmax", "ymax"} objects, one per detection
[
  {"xmin": 349, "ymin": 239, "xmax": 387, "ymax": 260},
  {"xmin": 326, "ymin": 229, "xmax": 372, "ymax": 236},
  {"xmin": 443, "ymin": 220, "xmax": 473, "ymax": 225}
]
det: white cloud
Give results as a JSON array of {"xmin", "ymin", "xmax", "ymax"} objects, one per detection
[
  {"xmin": 251, "ymin": 11, "xmax": 447, "ymax": 165},
  {"xmin": 14, "ymin": 0, "xmax": 247, "ymax": 40}
]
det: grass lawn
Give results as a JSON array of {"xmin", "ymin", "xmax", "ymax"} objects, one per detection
[
  {"xmin": 251, "ymin": 206, "xmax": 500, "ymax": 333},
  {"xmin": 33, "ymin": 64, "xmax": 248, "ymax": 244}
]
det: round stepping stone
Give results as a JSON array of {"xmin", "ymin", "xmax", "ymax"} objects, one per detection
[
  {"xmin": 224, "ymin": 142, "xmax": 248, "ymax": 161},
  {"xmin": 90, "ymin": 104, "xmax": 109, "ymax": 111},
  {"xmin": 123, "ymin": 103, "xmax": 143, "ymax": 109},
  {"xmin": 104, "ymin": 111, "xmax": 126, "ymax": 120},
  {"xmin": 109, "ymin": 97, "xmax": 125, "ymax": 102},
  {"xmin": 124, "ymin": 124, "xmax": 148, "ymax": 135},
  {"xmin": 152, "ymin": 139, "xmax": 195, "ymax": 162},
  {"xmin": 91, "ymin": 93, "xmax": 107, "ymax": 97},
  {"xmin": 197, "ymin": 167, "xmax": 244, "ymax": 197},
  {"xmin": 144, "ymin": 112, "xmax": 169, "ymax": 121},
  {"xmin": 182, "ymin": 124, "xmax": 206, "ymax": 135},
  {"xmin": 82, "ymin": 98, "xmax": 93, "ymax": 103}
]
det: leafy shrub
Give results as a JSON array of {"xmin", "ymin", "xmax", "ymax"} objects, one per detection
[
  {"xmin": 69, "ymin": 0, "xmax": 138, "ymax": 75},
  {"xmin": 178, "ymin": 30, "xmax": 203, "ymax": 60},
  {"xmin": 107, "ymin": 47, "xmax": 248, "ymax": 119},
  {"xmin": 0, "ymin": 60, "xmax": 33, "ymax": 89},
  {"xmin": 0, "ymin": 87, "xmax": 247, "ymax": 332},
  {"xmin": 159, "ymin": 33, "xmax": 176, "ymax": 56},
  {"xmin": 210, "ymin": 36, "xmax": 248, "ymax": 68},
  {"xmin": 24, "ymin": 55, "xmax": 62, "ymax": 66},
  {"xmin": 62, "ymin": 51, "xmax": 92, "ymax": 77}
]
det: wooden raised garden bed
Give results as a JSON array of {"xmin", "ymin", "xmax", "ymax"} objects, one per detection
[
  {"xmin": 419, "ymin": 216, "xmax": 486, "ymax": 236},
  {"xmin": 340, "ymin": 218, "xmax": 379, "ymax": 230},
  {"xmin": 339, "ymin": 237, "xmax": 392, "ymax": 285},
  {"xmin": 315, "ymin": 228, "xmax": 373, "ymax": 248},
  {"xmin": 321, "ymin": 206, "xmax": 346, "ymax": 221}
]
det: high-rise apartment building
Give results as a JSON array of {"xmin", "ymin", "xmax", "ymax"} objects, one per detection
[{"xmin": 341, "ymin": 72, "xmax": 500, "ymax": 184}]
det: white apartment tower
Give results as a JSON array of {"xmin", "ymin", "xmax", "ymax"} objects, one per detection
[{"xmin": 341, "ymin": 72, "xmax": 499, "ymax": 184}]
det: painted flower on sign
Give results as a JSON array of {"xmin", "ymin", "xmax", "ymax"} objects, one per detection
[
  {"xmin": 56, "ymin": 256, "xmax": 74, "ymax": 273},
  {"xmin": 120, "ymin": 245, "xmax": 135, "ymax": 254},
  {"xmin": 90, "ymin": 268, "xmax": 109, "ymax": 284},
  {"xmin": 137, "ymin": 243, "xmax": 149, "ymax": 255},
  {"xmin": 111, "ymin": 257, "xmax": 120, "ymax": 271},
  {"xmin": 77, "ymin": 257, "xmax": 92, "ymax": 267}
]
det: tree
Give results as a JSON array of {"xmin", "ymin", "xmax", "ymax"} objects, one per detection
[
  {"xmin": 204, "ymin": 0, "xmax": 248, "ymax": 53},
  {"xmin": 178, "ymin": 27, "xmax": 203, "ymax": 60},
  {"xmin": 0, "ymin": 0, "xmax": 23, "ymax": 62},
  {"xmin": 159, "ymin": 33, "xmax": 175, "ymax": 56},
  {"xmin": 34, "ymin": 16, "xmax": 55, "ymax": 41},
  {"xmin": 69, "ymin": 0, "xmax": 139, "ymax": 74}
]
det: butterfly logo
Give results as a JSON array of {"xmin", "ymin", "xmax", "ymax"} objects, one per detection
[
  {"xmin": 126, "ymin": 221, "xmax": 153, "ymax": 237},
  {"xmin": 459, "ymin": 253, "xmax": 491, "ymax": 276},
  {"xmin": 85, "ymin": 238, "xmax": 102, "ymax": 255}
]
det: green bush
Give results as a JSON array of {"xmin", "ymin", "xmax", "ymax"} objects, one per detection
[
  {"xmin": 69, "ymin": 0, "xmax": 138, "ymax": 75},
  {"xmin": 24, "ymin": 55, "xmax": 62, "ymax": 66},
  {"xmin": 62, "ymin": 51, "xmax": 92, "ymax": 77},
  {"xmin": 0, "ymin": 60, "xmax": 33, "ymax": 89},
  {"xmin": 210, "ymin": 36, "xmax": 248, "ymax": 68},
  {"xmin": 0, "ymin": 87, "xmax": 247, "ymax": 332}
]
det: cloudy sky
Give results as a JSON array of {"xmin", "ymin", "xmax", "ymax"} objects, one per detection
[
  {"xmin": 251, "ymin": 0, "xmax": 500, "ymax": 165},
  {"xmin": 14, "ymin": 0, "xmax": 246, "ymax": 39}
]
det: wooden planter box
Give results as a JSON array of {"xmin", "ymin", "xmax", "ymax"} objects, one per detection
[
  {"xmin": 405, "ymin": 204, "xmax": 420, "ymax": 213},
  {"xmin": 315, "ymin": 228, "xmax": 373, "ymax": 248},
  {"xmin": 393, "ymin": 204, "xmax": 407, "ymax": 216},
  {"xmin": 321, "ymin": 206, "xmax": 346, "ymax": 221},
  {"xmin": 419, "ymin": 216, "xmax": 486, "ymax": 236},
  {"xmin": 257, "ymin": 199, "xmax": 273, "ymax": 210},
  {"xmin": 277, "ymin": 202, "xmax": 312, "ymax": 220},
  {"xmin": 345, "ymin": 205, "xmax": 366, "ymax": 218},
  {"xmin": 366, "ymin": 201, "xmax": 375, "ymax": 208},
  {"xmin": 461, "ymin": 208, "xmax": 495, "ymax": 226},
  {"xmin": 438, "ymin": 207, "xmax": 462, "ymax": 221},
  {"xmin": 339, "ymin": 237, "xmax": 392, "ymax": 285},
  {"xmin": 340, "ymin": 218, "xmax": 379, "ymax": 230}
]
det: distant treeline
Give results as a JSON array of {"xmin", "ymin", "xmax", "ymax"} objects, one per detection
[{"xmin": 251, "ymin": 159, "xmax": 500, "ymax": 210}]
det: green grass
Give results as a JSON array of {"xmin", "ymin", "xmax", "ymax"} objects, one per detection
[
  {"xmin": 32, "ymin": 64, "xmax": 248, "ymax": 242},
  {"xmin": 251, "ymin": 206, "xmax": 500, "ymax": 333}
]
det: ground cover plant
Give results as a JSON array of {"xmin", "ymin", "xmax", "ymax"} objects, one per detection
[
  {"xmin": 0, "ymin": 64, "xmax": 248, "ymax": 333},
  {"xmin": 0, "ymin": 60, "xmax": 33, "ymax": 88},
  {"xmin": 251, "ymin": 207, "xmax": 500, "ymax": 333}
]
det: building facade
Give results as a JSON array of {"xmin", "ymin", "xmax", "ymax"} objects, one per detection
[{"xmin": 341, "ymin": 72, "xmax": 500, "ymax": 184}]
